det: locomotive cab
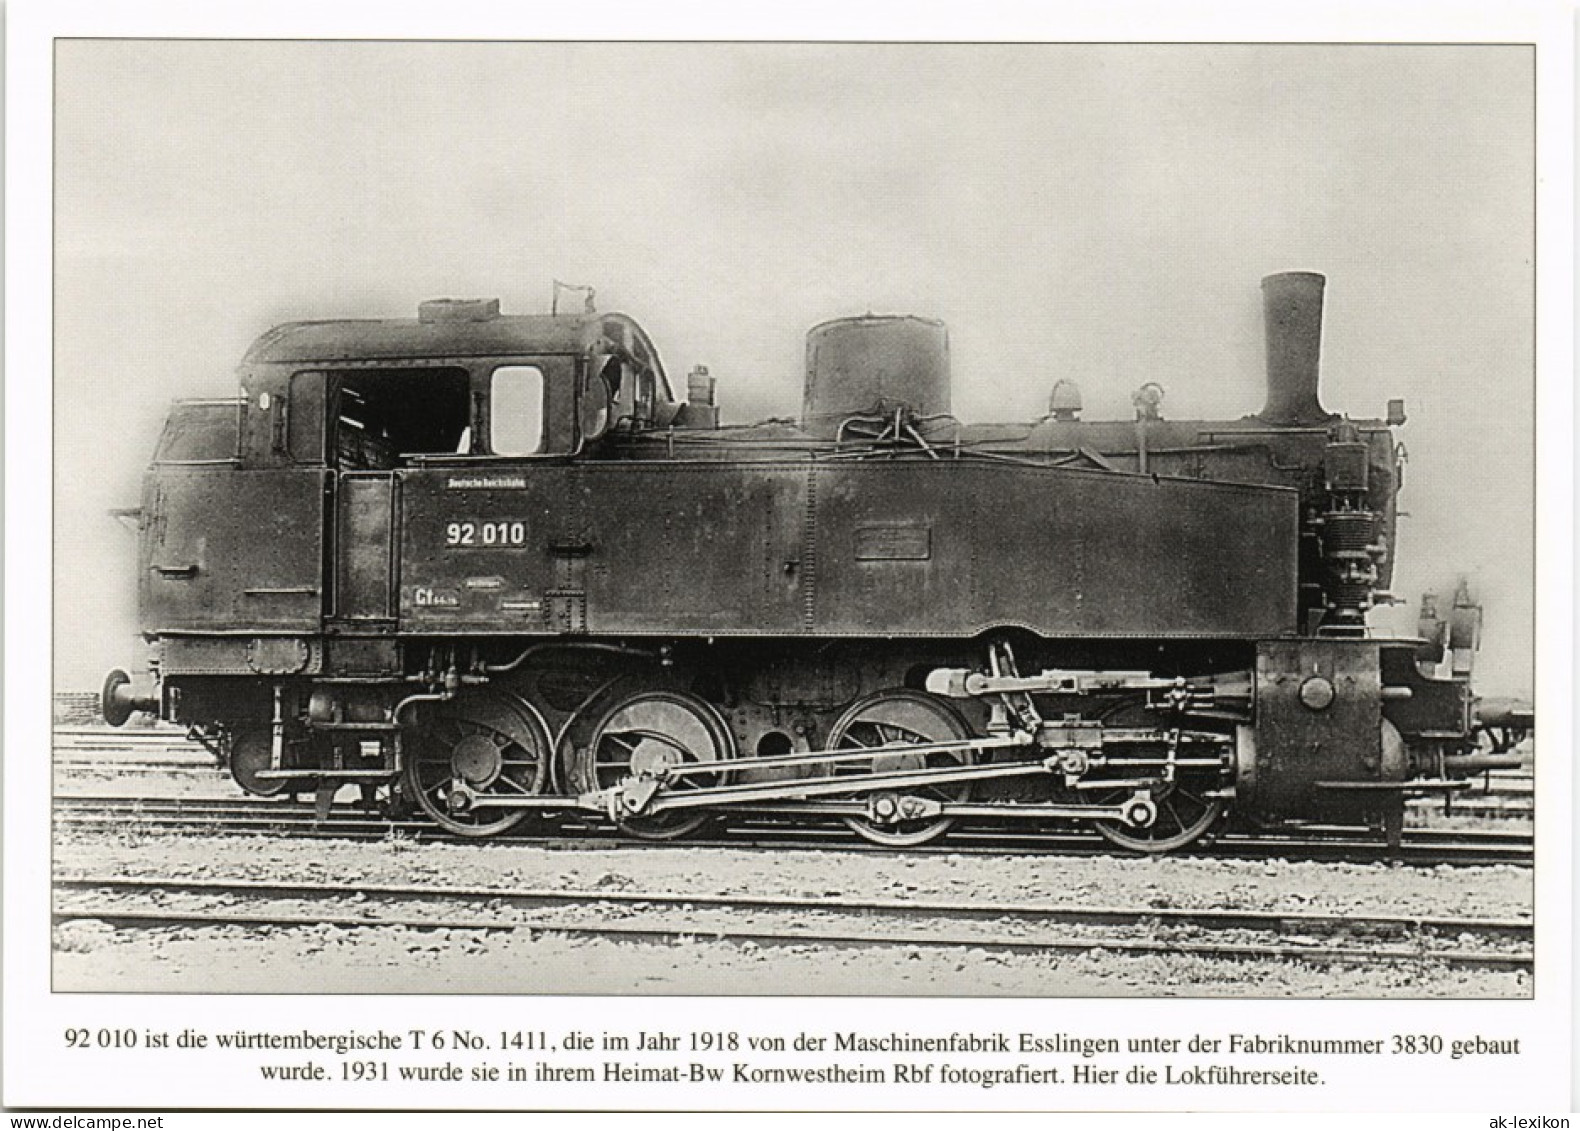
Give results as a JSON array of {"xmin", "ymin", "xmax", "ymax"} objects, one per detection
[
  {"xmin": 122, "ymin": 303, "xmax": 677, "ymax": 760},
  {"xmin": 233, "ymin": 301, "xmax": 675, "ymax": 473}
]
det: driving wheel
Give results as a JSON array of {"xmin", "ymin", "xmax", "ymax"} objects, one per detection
[
  {"xmin": 403, "ymin": 692, "xmax": 550, "ymax": 837},
  {"xmin": 829, "ymin": 689, "xmax": 973, "ymax": 847},
  {"xmin": 582, "ymin": 687, "xmax": 735, "ymax": 841},
  {"xmin": 1092, "ymin": 774, "xmax": 1223, "ymax": 853}
]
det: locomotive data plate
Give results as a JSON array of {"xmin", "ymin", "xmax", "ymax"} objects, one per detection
[
  {"xmin": 442, "ymin": 519, "xmax": 529, "ymax": 548},
  {"xmin": 854, "ymin": 522, "xmax": 932, "ymax": 561}
]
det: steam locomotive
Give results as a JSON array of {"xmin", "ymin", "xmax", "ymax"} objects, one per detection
[{"xmin": 100, "ymin": 272, "xmax": 1522, "ymax": 850}]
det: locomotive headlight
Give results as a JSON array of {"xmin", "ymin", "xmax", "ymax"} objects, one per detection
[{"xmin": 1298, "ymin": 676, "xmax": 1336, "ymax": 711}]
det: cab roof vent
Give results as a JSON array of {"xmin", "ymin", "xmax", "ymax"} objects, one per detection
[{"xmin": 418, "ymin": 298, "xmax": 501, "ymax": 323}]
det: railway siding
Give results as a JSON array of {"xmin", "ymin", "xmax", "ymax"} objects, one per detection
[
  {"xmin": 51, "ymin": 788, "xmax": 1534, "ymax": 996},
  {"xmin": 54, "ymin": 821, "xmax": 1532, "ymax": 929}
]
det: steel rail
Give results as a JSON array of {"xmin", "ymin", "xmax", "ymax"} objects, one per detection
[
  {"xmin": 51, "ymin": 876, "xmax": 1533, "ymax": 973},
  {"xmin": 54, "ymin": 763, "xmax": 223, "ymax": 774},
  {"xmin": 53, "ymin": 874, "xmax": 1534, "ymax": 938},
  {"xmin": 50, "ymin": 794, "xmax": 1535, "ymax": 865}
]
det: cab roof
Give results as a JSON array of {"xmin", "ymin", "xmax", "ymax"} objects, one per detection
[{"xmin": 241, "ymin": 310, "xmax": 658, "ymax": 368}]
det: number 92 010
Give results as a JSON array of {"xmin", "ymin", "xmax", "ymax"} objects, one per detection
[{"xmin": 445, "ymin": 520, "xmax": 528, "ymax": 548}]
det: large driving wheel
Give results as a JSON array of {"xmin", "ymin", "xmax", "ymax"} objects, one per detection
[
  {"xmin": 582, "ymin": 688, "xmax": 735, "ymax": 841},
  {"xmin": 1092, "ymin": 774, "xmax": 1223, "ymax": 853},
  {"xmin": 403, "ymin": 693, "xmax": 550, "ymax": 837},
  {"xmin": 829, "ymin": 689, "xmax": 973, "ymax": 847}
]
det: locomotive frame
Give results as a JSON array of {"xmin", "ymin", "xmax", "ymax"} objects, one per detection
[{"xmin": 101, "ymin": 272, "xmax": 1521, "ymax": 852}]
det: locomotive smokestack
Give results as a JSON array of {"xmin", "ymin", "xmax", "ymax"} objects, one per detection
[{"xmin": 1259, "ymin": 271, "xmax": 1334, "ymax": 427}]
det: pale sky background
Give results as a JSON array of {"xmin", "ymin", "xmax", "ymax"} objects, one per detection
[{"xmin": 54, "ymin": 41, "xmax": 1535, "ymax": 695}]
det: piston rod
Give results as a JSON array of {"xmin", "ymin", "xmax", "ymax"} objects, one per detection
[{"xmin": 655, "ymin": 731, "xmax": 1030, "ymax": 781}]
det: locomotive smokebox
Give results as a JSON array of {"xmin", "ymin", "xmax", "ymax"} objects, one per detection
[
  {"xmin": 1259, "ymin": 271, "xmax": 1334, "ymax": 427},
  {"xmin": 803, "ymin": 315, "xmax": 950, "ymax": 438}
]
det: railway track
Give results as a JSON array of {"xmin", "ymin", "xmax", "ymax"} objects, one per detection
[
  {"xmin": 50, "ymin": 873, "xmax": 1533, "ymax": 974},
  {"xmin": 54, "ymin": 725, "xmax": 206, "ymax": 750},
  {"xmin": 53, "ymin": 728, "xmax": 218, "ymax": 774},
  {"xmin": 52, "ymin": 793, "xmax": 1534, "ymax": 867}
]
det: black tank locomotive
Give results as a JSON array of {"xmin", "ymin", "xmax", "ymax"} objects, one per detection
[{"xmin": 101, "ymin": 273, "xmax": 1515, "ymax": 850}]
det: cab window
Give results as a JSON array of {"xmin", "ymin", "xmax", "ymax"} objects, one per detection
[
  {"xmin": 319, "ymin": 367, "xmax": 471, "ymax": 469},
  {"xmin": 490, "ymin": 365, "xmax": 546, "ymax": 456}
]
